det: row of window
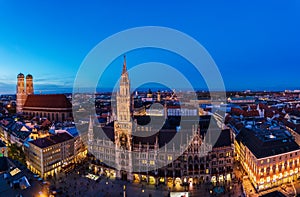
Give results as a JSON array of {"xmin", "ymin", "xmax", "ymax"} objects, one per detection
[{"xmin": 259, "ymin": 152, "xmax": 298, "ymax": 165}]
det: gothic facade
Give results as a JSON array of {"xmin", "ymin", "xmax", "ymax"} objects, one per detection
[
  {"xmin": 113, "ymin": 56, "xmax": 133, "ymax": 180},
  {"xmin": 87, "ymin": 57, "xmax": 234, "ymax": 186}
]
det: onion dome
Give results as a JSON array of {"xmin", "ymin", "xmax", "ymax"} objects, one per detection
[
  {"xmin": 17, "ymin": 73, "xmax": 24, "ymax": 78},
  {"xmin": 26, "ymin": 74, "xmax": 33, "ymax": 79}
]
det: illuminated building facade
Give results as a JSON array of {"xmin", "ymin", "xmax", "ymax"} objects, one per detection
[
  {"xmin": 209, "ymin": 129, "xmax": 234, "ymax": 184},
  {"xmin": 235, "ymin": 126, "xmax": 300, "ymax": 191},
  {"xmin": 25, "ymin": 132, "xmax": 76, "ymax": 178},
  {"xmin": 88, "ymin": 57, "xmax": 233, "ymax": 186},
  {"xmin": 16, "ymin": 73, "xmax": 33, "ymax": 113}
]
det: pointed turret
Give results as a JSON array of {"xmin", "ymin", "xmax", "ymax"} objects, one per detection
[
  {"xmin": 122, "ymin": 55, "xmax": 127, "ymax": 74},
  {"xmin": 88, "ymin": 115, "xmax": 94, "ymax": 142}
]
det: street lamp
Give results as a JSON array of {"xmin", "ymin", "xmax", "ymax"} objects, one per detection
[
  {"xmin": 183, "ymin": 177, "xmax": 188, "ymax": 191},
  {"xmin": 123, "ymin": 185, "xmax": 126, "ymax": 197}
]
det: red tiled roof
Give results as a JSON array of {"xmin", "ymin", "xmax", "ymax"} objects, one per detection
[
  {"xmin": 23, "ymin": 94, "xmax": 72, "ymax": 109},
  {"xmin": 243, "ymin": 110, "xmax": 259, "ymax": 117}
]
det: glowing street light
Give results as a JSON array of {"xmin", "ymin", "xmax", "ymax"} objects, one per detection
[
  {"xmin": 38, "ymin": 191, "xmax": 46, "ymax": 197},
  {"xmin": 123, "ymin": 184, "xmax": 126, "ymax": 197}
]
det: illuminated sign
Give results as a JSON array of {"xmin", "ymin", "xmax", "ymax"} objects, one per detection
[
  {"xmin": 10, "ymin": 168, "xmax": 21, "ymax": 176},
  {"xmin": 170, "ymin": 192, "xmax": 189, "ymax": 197}
]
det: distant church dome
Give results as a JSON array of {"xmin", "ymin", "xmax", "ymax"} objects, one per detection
[
  {"xmin": 26, "ymin": 74, "xmax": 33, "ymax": 79},
  {"xmin": 17, "ymin": 73, "xmax": 24, "ymax": 78}
]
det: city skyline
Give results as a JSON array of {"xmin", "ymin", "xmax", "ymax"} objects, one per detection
[{"xmin": 1, "ymin": 1, "xmax": 300, "ymax": 94}]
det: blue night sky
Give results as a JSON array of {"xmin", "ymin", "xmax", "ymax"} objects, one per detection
[{"xmin": 0, "ymin": 1, "xmax": 299, "ymax": 94}]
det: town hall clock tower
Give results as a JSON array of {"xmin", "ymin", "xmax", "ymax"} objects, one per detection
[{"xmin": 114, "ymin": 56, "xmax": 133, "ymax": 181}]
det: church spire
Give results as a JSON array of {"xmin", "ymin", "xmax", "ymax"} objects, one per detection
[
  {"xmin": 88, "ymin": 115, "xmax": 94, "ymax": 142},
  {"xmin": 122, "ymin": 55, "xmax": 127, "ymax": 74}
]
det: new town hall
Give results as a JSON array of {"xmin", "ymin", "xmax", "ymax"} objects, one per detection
[{"xmin": 87, "ymin": 57, "xmax": 234, "ymax": 186}]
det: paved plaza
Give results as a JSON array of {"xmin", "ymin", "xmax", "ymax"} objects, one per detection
[
  {"xmin": 3, "ymin": 158, "xmax": 300, "ymax": 197},
  {"xmin": 48, "ymin": 162, "xmax": 245, "ymax": 197}
]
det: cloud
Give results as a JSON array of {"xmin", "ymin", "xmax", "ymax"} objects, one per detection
[{"xmin": 34, "ymin": 84, "xmax": 73, "ymax": 94}]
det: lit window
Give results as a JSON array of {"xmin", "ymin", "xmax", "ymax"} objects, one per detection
[
  {"xmin": 260, "ymin": 178, "xmax": 264, "ymax": 184},
  {"xmin": 168, "ymin": 155, "xmax": 172, "ymax": 161}
]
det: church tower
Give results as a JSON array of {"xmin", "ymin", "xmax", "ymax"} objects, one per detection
[
  {"xmin": 16, "ymin": 73, "xmax": 26, "ymax": 113},
  {"xmin": 26, "ymin": 74, "xmax": 34, "ymax": 95},
  {"xmin": 88, "ymin": 115, "xmax": 94, "ymax": 152},
  {"xmin": 114, "ymin": 55, "xmax": 133, "ymax": 181},
  {"xmin": 16, "ymin": 73, "xmax": 34, "ymax": 113}
]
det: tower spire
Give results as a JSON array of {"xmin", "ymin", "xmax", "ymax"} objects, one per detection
[
  {"xmin": 88, "ymin": 115, "xmax": 94, "ymax": 142},
  {"xmin": 122, "ymin": 55, "xmax": 127, "ymax": 74}
]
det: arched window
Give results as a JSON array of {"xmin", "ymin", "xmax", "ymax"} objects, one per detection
[
  {"xmin": 194, "ymin": 164, "xmax": 199, "ymax": 171},
  {"xmin": 121, "ymin": 153, "xmax": 125, "ymax": 159},
  {"xmin": 188, "ymin": 156, "xmax": 193, "ymax": 163},
  {"xmin": 194, "ymin": 156, "xmax": 199, "ymax": 163},
  {"xmin": 121, "ymin": 160, "xmax": 125, "ymax": 166}
]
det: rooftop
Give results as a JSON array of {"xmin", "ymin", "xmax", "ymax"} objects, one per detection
[
  {"xmin": 213, "ymin": 129, "xmax": 233, "ymax": 149},
  {"xmin": 29, "ymin": 132, "xmax": 73, "ymax": 148},
  {"xmin": 236, "ymin": 126, "xmax": 299, "ymax": 159},
  {"xmin": 23, "ymin": 94, "xmax": 72, "ymax": 109}
]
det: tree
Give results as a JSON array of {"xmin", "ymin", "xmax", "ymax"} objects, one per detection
[{"xmin": 7, "ymin": 143, "xmax": 26, "ymax": 165}]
